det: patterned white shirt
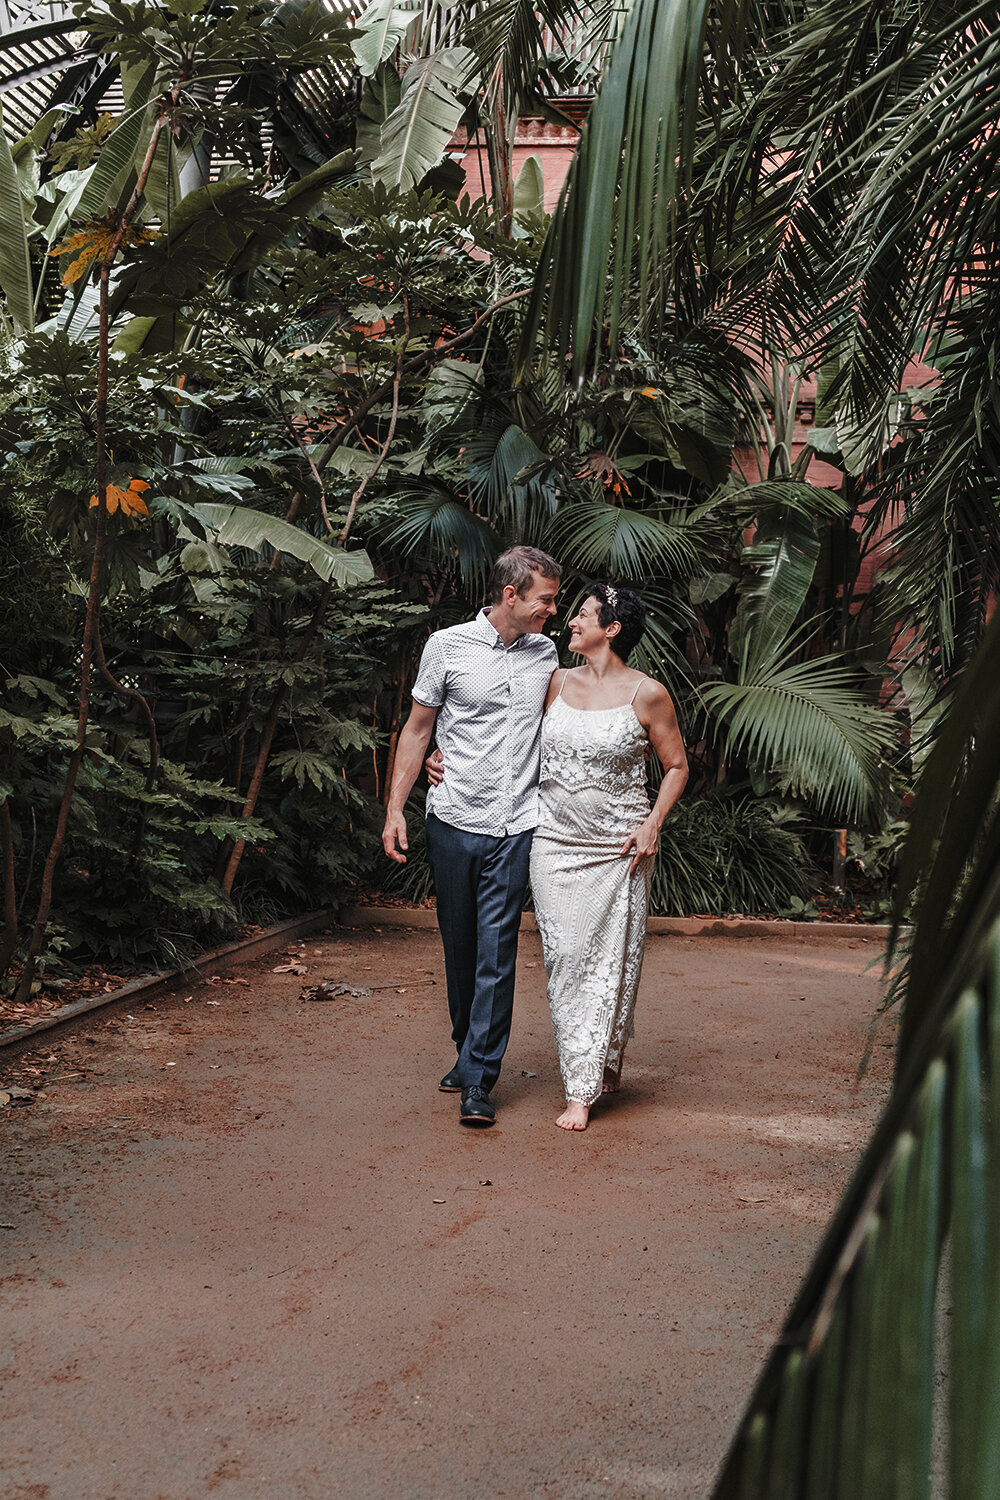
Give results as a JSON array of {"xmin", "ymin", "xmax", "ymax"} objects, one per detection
[{"xmin": 412, "ymin": 608, "xmax": 559, "ymax": 837}]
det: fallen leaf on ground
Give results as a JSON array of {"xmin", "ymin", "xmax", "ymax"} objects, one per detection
[
  {"xmin": 432, "ymin": 1198, "xmax": 446, "ymax": 1204},
  {"xmin": 205, "ymin": 1000, "xmax": 221, "ymax": 1006},
  {"xmin": 521, "ymin": 1070, "xmax": 537, "ymax": 1078},
  {"xmin": 300, "ymin": 982, "xmax": 371, "ymax": 1001},
  {"xmin": 0, "ymin": 1092, "xmax": 11, "ymax": 1107},
  {"xmin": 273, "ymin": 963, "xmax": 308, "ymax": 975}
]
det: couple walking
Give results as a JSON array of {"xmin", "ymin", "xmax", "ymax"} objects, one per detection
[{"xmin": 382, "ymin": 546, "xmax": 688, "ymax": 1131}]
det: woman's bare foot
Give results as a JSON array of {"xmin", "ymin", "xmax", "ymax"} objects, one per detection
[
  {"xmin": 602, "ymin": 1064, "xmax": 623, "ymax": 1094},
  {"xmin": 556, "ymin": 1102, "xmax": 590, "ymax": 1131}
]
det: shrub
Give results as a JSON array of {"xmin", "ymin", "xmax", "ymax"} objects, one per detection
[{"xmin": 653, "ymin": 795, "xmax": 810, "ymax": 916}]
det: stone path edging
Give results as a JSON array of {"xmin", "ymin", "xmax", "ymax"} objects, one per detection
[
  {"xmin": 0, "ymin": 909, "xmax": 336, "ymax": 1056},
  {"xmin": 341, "ymin": 903, "xmax": 898, "ymax": 943}
]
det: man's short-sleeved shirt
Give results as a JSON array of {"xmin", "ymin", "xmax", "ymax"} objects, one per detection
[{"xmin": 412, "ymin": 608, "xmax": 559, "ymax": 837}]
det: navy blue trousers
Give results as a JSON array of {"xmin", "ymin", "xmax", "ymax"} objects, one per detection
[{"xmin": 424, "ymin": 812, "xmax": 533, "ymax": 1092}]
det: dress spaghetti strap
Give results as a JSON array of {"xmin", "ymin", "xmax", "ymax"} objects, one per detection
[
  {"xmin": 556, "ymin": 670, "xmax": 569, "ymax": 701},
  {"xmin": 628, "ymin": 676, "xmax": 645, "ymax": 705}
]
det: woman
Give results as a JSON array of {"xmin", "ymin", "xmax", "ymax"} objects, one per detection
[{"xmin": 530, "ymin": 584, "xmax": 688, "ymax": 1131}]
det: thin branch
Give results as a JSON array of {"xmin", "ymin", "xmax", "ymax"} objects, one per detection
[
  {"xmin": 339, "ymin": 292, "xmax": 410, "ymax": 546},
  {"xmin": 314, "ymin": 287, "xmax": 532, "ymax": 478}
]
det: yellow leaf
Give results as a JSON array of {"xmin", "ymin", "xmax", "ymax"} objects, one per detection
[
  {"xmin": 50, "ymin": 217, "xmax": 158, "ymax": 285},
  {"xmin": 127, "ymin": 478, "xmax": 150, "ymax": 493}
]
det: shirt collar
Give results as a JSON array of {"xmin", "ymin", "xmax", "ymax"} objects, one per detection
[
  {"xmin": 476, "ymin": 606, "xmax": 550, "ymax": 652},
  {"xmin": 476, "ymin": 607, "xmax": 507, "ymax": 648}
]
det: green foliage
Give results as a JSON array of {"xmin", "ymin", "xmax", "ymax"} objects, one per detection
[
  {"xmin": 651, "ymin": 794, "xmax": 809, "ymax": 918},
  {"xmin": 0, "ymin": 0, "xmax": 912, "ymax": 987},
  {"xmin": 713, "ymin": 620, "xmax": 1000, "ymax": 1500}
]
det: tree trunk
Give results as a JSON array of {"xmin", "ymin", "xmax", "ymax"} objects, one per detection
[
  {"xmin": 220, "ymin": 577, "xmax": 336, "ymax": 894},
  {"xmin": 11, "ymin": 100, "xmax": 178, "ymax": 1005},
  {"xmin": 0, "ymin": 799, "xmax": 18, "ymax": 976},
  {"xmin": 484, "ymin": 84, "xmax": 514, "ymax": 237}
]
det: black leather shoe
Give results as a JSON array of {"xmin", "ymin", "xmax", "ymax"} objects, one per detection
[
  {"xmin": 439, "ymin": 1066, "xmax": 463, "ymax": 1093},
  {"xmin": 460, "ymin": 1085, "xmax": 495, "ymax": 1127}
]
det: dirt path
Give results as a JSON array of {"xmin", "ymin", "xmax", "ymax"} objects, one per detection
[{"xmin": 1, "ymin": 924, "xmax": 893, "ymax": 1500}]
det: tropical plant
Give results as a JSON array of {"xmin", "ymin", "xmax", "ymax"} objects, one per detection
[
  {"xmin": 711, "ymin": 610, "xmax": 1000, "ymax": 1500},
  {"xmin": 515, "ymin": 0, "xmax": 1000, "ymax": 1487},
  {"xmin": 652, "ymin": 793, "xmax": 809, "ymax": 917},
  {"xmin": 526, "ymin": 0, "xmax": 1000, "ymax": 681}
]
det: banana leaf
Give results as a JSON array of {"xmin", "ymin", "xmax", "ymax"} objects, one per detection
[
  {"xmin": 371, "ymin": 48, "xmax": 472, "ymax": 193},
  {"xmin": 0, "ymin": 100, "xmax": 34, "ymax": 334},
  {"xmin": 189, "ymin": 501, "xmax": 374, "ymax": 586}
]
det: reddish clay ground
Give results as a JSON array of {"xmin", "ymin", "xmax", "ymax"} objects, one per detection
[{"xmin": 1, "ymin": 924, "xmax": 893, "ymax": 1500}]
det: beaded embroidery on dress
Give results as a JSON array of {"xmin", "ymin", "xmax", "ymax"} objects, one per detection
[{"xmin": 529, "ymin": 684, "xmax": 653, "ymax": 1106}]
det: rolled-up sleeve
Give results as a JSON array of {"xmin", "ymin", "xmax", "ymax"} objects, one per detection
[{"xmin": 412, "ymin": 632, "xmax": 446, "ymax": 708}]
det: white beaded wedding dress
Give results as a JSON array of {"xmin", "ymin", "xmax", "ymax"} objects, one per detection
[{"xmin": 529, "ymin": 680, "xmax": 653, "ymax": 1107}]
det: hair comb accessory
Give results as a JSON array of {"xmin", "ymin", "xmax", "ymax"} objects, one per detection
[{"xmin": 604, "ymin": 585, "xmax": 618, "ymax": 610}]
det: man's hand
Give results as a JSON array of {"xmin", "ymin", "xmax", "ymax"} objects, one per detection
[
  {"xmin": 383, "ymin": 810, "xmax": 408, "ymax": 863},
  {"xmin": 620, "ymin": 815, "xmax": 660, "ymax": 875},
  {"xmin": 426, "ymin": 747, "xmax": 444, "ymax": 787},
  {"xmin": 381, "ymin": 701, "xmax": 438, "ymax": 863}
]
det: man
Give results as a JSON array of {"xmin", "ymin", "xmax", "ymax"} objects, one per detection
[{"xmin": 382, "ymin": 546, "xmax": 561, "ymax": 1128}]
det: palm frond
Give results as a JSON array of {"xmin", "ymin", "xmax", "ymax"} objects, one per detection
[
  {"xmin": 713, "ymin": 612, "xmax": 1000, "ymax": 1499},
  {"xmin": 701, "ymin": 648, "xmax": 894, "ymax": 823},
  {"xmin": 376, "ymin": 485, "xmax": 500, "ymax": 598},
  {"xmin": 728, "ymin": 481, "xmax": 850, "ymax": 671},
  {"xmin": 519, "ymin": 0, "xmax": 728, "ymax": 380},
  {"xmin": 463, "ymin": 418, "xmax": 557, "ymax": 537},
  {"xmin": 547, "ymin": 499, "xmax": 709, "ymax": 581}
]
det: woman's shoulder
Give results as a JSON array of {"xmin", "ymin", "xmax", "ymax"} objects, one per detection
[
  {"xmin": 544, "ymin": 664, "xmax": 574, "ymax": 705},
  {"xmin": 632, "ymin": 674, "xmax": 673, "ymax": 712}
]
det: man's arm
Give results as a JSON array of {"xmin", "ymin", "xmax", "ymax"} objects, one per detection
[{"xmin": 382, "ymin": 702, "xmax": 439, "ymax": 863}]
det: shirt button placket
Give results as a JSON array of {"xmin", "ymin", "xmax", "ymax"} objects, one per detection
[{"xmin": 502, "ymin": 651, "xmax": 514, "ymax": 836}]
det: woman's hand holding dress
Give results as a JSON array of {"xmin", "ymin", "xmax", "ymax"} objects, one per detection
[{"xmin": 620, "ymin": 814, "xmax": 661, "ymax": 874}]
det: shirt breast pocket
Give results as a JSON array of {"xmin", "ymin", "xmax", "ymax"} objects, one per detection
[{"xmin": 516, "ymin": 666, "xmax": 552, "ymax": 715}]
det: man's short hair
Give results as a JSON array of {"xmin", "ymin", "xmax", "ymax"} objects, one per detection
[{"xmin": 489, "ymin": 546, "xmax": 561, "ymax": 603}]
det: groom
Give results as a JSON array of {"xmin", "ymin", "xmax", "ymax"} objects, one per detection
[{"xmin": 382, "ymin": 546, "xmax": 561, "ymax": 1128}]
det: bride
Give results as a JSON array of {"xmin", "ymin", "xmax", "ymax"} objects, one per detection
[{"xmin": 531, "ymin": 583, "xmax": 688, "ymax": 1131}]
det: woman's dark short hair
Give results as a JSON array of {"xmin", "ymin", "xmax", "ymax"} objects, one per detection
[
  {"xmin": 593, "ymin": 583, "xmax": 646, "ymax": 661},
  {"xmin": 489, "ymin": 545, "xmax": 561, "ymax": 603}
]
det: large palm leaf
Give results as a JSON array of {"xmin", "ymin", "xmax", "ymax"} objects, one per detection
[
  {"xmin": 520, "ymin": 0, "xmax": 725, "ymax": 380},
  {"xmin": 712, "ymin": 616, "xmax": 1000, "ymax": 1500},
  {"xmin": 701, "ymin": 646, "xmax": 894, "ymax": 823},
  {"xmin": 0, "ymin": 100, "xmax": 33, "ymax": 334},
  {"xmin": 546, "ymin": 498, "xmax": 708, "ymax": 581},
  {"xmin": 376, "ymin": 483, "xmax": 501, "ymax": 598},
  {"xmin": 728, "ymin": 480, "xmax": 851, "ymax": 670}
]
